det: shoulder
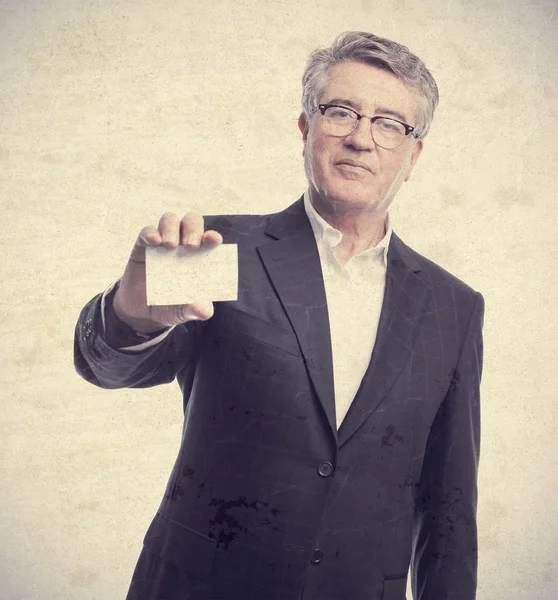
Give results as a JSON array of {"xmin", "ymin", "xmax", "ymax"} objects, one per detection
[
  {"xmin": 392, "ymin": 233, "xmax": 484, "ymax": 319},
  {"xmin": 202, "ymin": 212, "xmax": 275, "ymax": 242}
]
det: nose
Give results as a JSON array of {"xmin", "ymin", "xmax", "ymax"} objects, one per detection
[{"xmin": 344, "ymin": 116, "xmax": 375, "ymax": 150}]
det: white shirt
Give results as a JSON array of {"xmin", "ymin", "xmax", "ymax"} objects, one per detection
[
  {"xmin": 303, "ymin": 192, "xmax": 391, "ymax": 428},
  {"xmin": 102, "ymin": 193, "xmax": 392, "ymax": 429}
]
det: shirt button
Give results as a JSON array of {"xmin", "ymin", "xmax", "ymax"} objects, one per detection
[
  {"xmin": 311, "ymin": 549, "xmax": 324, "ymax": 564},
  {"xmin": 317, "ymin": 461, "xmax": 334, "ymax": 477}
]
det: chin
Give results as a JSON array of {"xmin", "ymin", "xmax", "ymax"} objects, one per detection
[{"xmin": 321, "ymin": 182, "xmax": 381, "ymax": 212}]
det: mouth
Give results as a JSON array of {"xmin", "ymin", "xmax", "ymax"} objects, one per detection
[{"xmin": 336, "ymin": 160, "xmax": 373, "ymax": 173}]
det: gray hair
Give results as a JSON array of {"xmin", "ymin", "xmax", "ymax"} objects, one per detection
[{"xmin": 301, "ymin": 31, "xmax": 439, "ymax": 138}]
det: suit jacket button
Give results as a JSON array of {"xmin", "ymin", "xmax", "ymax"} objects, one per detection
[
  {"xmin": 317, "ymin": 461, "xmax": 333, "ymax": 477},
  {"xmin": 311, "ymin": 549, "xmax": 324, "ymax": 564},
  {"xmin": 83, "ymin": 320, "xmax": 92, "ymax": 339}
]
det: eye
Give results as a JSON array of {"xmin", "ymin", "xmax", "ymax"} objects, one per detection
[
  {"xmin": 326, "ymin": 107, "xmax": 355, "ymax": 120},
  {"xmin": 376, "ymin": 118, "xmax": 404, "ymax": 133},
  {"xmin": 332, "ymin": 108, "xmax": 351, "ymax": 119}
]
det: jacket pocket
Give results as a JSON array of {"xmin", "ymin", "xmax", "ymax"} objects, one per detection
[
  {"xmin": 214, "ymin": 305, "xmax": 302, "ymax": 357},
  {"xmin": 382, "ymin": 574, "xmax": 408, "ymax": 600},
  {"xmin": 142, "ymin": 511, "xmax": 217, "ymax": 580}
]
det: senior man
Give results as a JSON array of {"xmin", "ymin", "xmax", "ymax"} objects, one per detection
[{"xmin": 75, "ymin": 31, "xmax": 484, "ymax": 600}]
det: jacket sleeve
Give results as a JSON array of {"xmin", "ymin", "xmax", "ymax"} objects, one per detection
[
  {"xmin": 411, "ymin": 291, "xmax": 485, "ymax": 600},
  {"xmin": 73, "ymin": 291, "xmax": 207, "ymax": 390}
]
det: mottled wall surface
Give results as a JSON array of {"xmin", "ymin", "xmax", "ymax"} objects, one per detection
[{"xmin": 0, "ymin": 0, "xmax": 557, "ymax": 598}]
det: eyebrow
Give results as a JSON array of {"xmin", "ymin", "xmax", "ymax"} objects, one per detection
[{"xmin": 325, "ymin": 97, "xmax": 410, "ymax": 124}]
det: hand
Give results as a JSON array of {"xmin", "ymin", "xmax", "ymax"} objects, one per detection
[{"xmin": 113, "ymin": 212, "xmax": 223, "ymax": 334}]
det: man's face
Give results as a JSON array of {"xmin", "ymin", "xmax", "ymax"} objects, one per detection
[{"xmin": 298, "ymin": 61, "xmax": 424, "ymax": 218}]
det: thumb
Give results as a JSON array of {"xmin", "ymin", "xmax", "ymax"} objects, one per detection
[{"xmin": 184, "ymin": 301, "xmax": 215, "ymax": 321}]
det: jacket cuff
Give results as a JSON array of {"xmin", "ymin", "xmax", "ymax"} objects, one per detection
[{"xmin": 102, "ymin": 281, "xmax": 173, "ymax": 351}]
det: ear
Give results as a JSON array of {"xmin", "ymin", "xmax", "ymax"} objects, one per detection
[
  {"xmin": 404, "ymin": 139, "xmax": 423, "ymax": 182},
  {"xmin": 298, "ymin": 112, "xmax": 309, "ymax": 141}
]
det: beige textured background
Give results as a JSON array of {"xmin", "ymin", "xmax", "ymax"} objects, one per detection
[{"xmin": 1, "ymin": 0, "xmax": 557, "ymax": 599}]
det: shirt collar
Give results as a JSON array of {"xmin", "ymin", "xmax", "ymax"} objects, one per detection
[{"xmin": 303, "ymin": 190, "xmax": 392, "ymax": 268}]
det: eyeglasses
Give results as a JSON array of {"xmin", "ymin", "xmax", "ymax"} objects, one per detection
[{"xmin": 315, "ymin": 104, "xmax": 418, "ymax": 150}]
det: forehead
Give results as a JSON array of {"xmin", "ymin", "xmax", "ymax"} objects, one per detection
[{"xmin": 320, "ymin": 61, "xmax": 421, "ymax": 123}]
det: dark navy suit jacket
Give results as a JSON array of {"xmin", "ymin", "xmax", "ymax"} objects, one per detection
[{"xmin": 74, "ymin": 196, "xmax": 484, "ymax": 600}]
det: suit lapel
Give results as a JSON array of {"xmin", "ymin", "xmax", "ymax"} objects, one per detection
[
  {"xmin": 337, "ymin": 232, "xmax": 432, "ymax": 448},
  {"xmin": 256, "ymin": 198, "xmax": 432, "ymax": 449},
  {"xmin": 257, "ymin": 198, "xmax": 337, "ymax": 443}
]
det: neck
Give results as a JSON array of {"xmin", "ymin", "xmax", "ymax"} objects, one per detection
[{"xmin": 308, "ymin": 191, "xmax": 387, "ymax": 263}]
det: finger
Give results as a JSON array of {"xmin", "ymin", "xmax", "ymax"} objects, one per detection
[
  {"xmin": 186, "ymin": 301, "xmax": 214, "ymax": 321},
  {"xmin": 158, "ymin": 212, "xmax": 181, "ymax": 248},
  {"xmin": 201, "ymin": 230, "xmax": 223, "ymax": 248},
  {"xmin": 128, "ymin": 225, "xmax": 161, "ymax": 263},
  {"xmin": 155, "ymin": 302, "xmax": 214, "ymax": 325},
  {"xmin": 180, "ymin": 212, "xmax": 205, "ymax": 248},
  {"xmin": 137, "ymin": 225, "xmax": 162, "ymax": 248}
]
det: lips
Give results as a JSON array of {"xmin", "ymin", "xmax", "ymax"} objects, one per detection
[{"xmin": 336, "ymin": 159, "xmax": 373, "ymax": 173}]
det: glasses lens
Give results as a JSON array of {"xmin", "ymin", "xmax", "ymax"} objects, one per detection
[
  {"xmin": 323, "ymin": 106, "xmax": 357, "ymax": 136},
  {"xmin": 372, "ymin": 118, "xmax": 406, "ymax": 149}
]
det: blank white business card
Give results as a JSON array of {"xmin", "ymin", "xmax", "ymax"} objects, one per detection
[{"xmin": 145, "ymin": 244, "xmax": 238, "ymax": 306}]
